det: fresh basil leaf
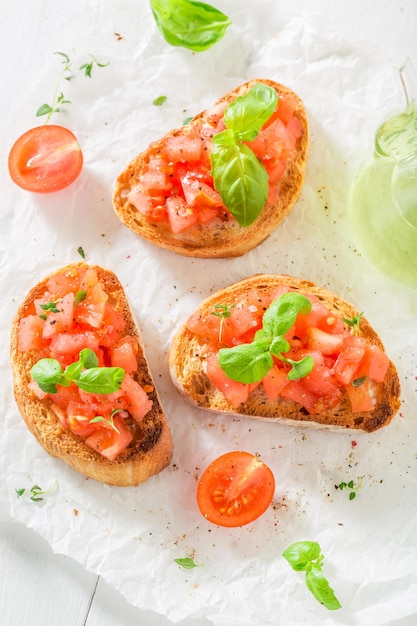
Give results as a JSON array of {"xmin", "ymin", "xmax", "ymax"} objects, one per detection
[
  {"xmin": 286, "ymin": 355, "xmax": 315, "ymax": 380},
  {"xmin": 263, "ymin": 293, "xmax": 312, "ymax": 338},
  {"xmin": 224, "ymin": 84, "xmax": 278, "ymax": 141},
  {"xmin": 150, "ymin": 0, "xmax": 231, "ymax": 52},
  {"xmin": 75, "ymin": 367, "xmax": 124, "ymax": 394},
  {"xmin": 79, "ymin": 348, "xmax": 98, "ymax": 369},
  {"xmin": 30, "ymin": 358, "xmax": 67, "ymax": 394},
  {"xmin": 305, "ymin": 566, "xmax": 342, "ymax": 610},
  {"xmin": 282, "ymin": 541, "xmax": 322, "ymax": 571},
  {"xmin": 174, "ymin": 557, "xmax": 201, "ymax": 569},
  {"xmin": 74, "ymin": 290, "xmax": 86, "ymax": 306},
  {"xmin": 210, "ymin": 141, "xmax": 268, "ymax": 227},
  {"xmin": 64, "ymin": 361, "xmax": 83, "ymax": 381},
  {"xmin": 211, "ymin": 128, "xmax": 236, "ymax": 146},
  {"xmin": 218, "ymin": 343, "xmax": 273, "ymax": 384},
  {"xmin": 269, "ymin": 336, "xmax": 290, "ymax": 357}
]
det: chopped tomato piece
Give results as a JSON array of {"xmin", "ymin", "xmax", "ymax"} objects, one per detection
[
  {"xmin": 279, "ymin": 379, "xmax": 317, "ymax": 412},
  {"xmin": 205, "ymin": 354, "xmax": 250, "ymax": 408},
  {"xmin": 305, "ymin": 327, "xmax": 345, "ymax": 355},
  {"xmin": 111, "ymin": 336, "xmax": 138, "ymax": 373},
  {"xmin": 76, "ymin": 283, "xmax": 108, "ymax": 328},
  {"xmin": 162, "ymin": 135, "xmax": 203, "ymax": 162},
  {"xmin": 84, "ymin": 415, "xmax": 133, "ymax": 461},
  {"xmin": 181, "ymin": 176, "xmax": 222, "ymax": 208},
  {"xmin": 196, "ymin": 451, "xmax": 275, "ymax": 527},
  {"xmin": 357, "ymin": 344, "xmax": 390, "ymax": 383},
  {"xmin": 49, "ymin": 330, "xmax": 100, "ymax": 356},
  {"xmin": 345, "ymin": 378, "xmax": 376, "ymax": 412},
  {"xmin": 121, "ymin": 373, "xmax": 152, "ymax": 423},
  {"xmin": 42, "ymin": 292, "xmax": 75, "ymax": 338},
  {"xmin": 333, "ymin": 337, "xmax": 366, "ymax": 385},
  {"xmin": 166, "ymin": 195, "xmax": 199, "ymax": 233},
  {"xmin": 262, "ymin": 365, "xmax": 289, "ymax": 401},
  {"xmin": 17, "ymin": 315, "xmax": 45, "ymax": 351}
]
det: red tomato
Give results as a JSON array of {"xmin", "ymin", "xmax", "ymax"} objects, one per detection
[
  {"xmin": 205, "ymin": 353, "xmax": 250, "ymax": 408},
  {"xmin": 8, "ymin": 125, "xmax": 83, "ymax": 193},
  {"xmin": 84, "ymin": 415, "xmax": 133, "ymax": 461},
  {"xmin": 196, "ymin": 451, "xmax": 275, "ymax": 527}
]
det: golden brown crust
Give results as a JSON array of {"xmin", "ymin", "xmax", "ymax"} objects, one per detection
[
  {"xmin": 112, "ymin": 79, "xmax": 308, "ymax": 258},
  {"xmin": 169, "ymin": 274, "xmax": 401, "ymax": 432},
  {"xmin": 10, "ymin": 263, "xmax": 173, "ymax": 486}
]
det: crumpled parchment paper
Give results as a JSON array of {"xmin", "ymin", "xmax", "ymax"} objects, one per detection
[{"xmin": 1, "ymin": 2, "xmax": 417, "ymax": 625}]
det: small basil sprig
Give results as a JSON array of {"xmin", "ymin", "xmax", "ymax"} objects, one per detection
[
  {"xmin": 282, "ymin": 541, "xmax": 342, "ymax": 611},
  {"xmin": 210, "ymin": 83, "xmax": 278, "ymax": 227},
  {"xmin": 150, "ymin": 0, "xmax": 231, "ymax": 52},
  {"xmin": 31, "ymin": 348, "xmax": 124, "ymax": 395},
  {"xmin": 218, "ymin": 292, "xmax": 314, "ymax": 384}
]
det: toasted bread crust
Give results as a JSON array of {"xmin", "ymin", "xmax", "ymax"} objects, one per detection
[
  {"xmin": 112, "ymin": 79, "xmax": 308, "ymax": 258},
  {"xmin": 10, "ymin": 263, "xmax": 173, "ymax": 486},
  {"xmin": 169, "ymin": 275, "xmax": 401, "ymax": 432}
]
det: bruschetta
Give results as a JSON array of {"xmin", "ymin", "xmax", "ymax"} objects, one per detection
[
  {"xmin": 169, "ymin": 274, "xmax": 401, "ymax": 432},
  {"xmin": 10, "ymin": 262, "xmax": 172, "ymax": 486},
  {"xmin": 112, "ymin": 79, "xmax": 308, "ymax": 258}
]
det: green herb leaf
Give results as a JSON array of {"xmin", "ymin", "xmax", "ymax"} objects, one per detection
[
  {"xmin": 282, "ymin": 541, "xmax": 341, "ymax": 611},
  {"xmin": 352, "ymin": 375, "xmax": 366, "ymax": 388},
  {"xmin": 89, "ymin": 409, "xmax": 123, "ymax": 434},
  {"xmin": 210, "ymin": 83, "xmax": 278, "ymax": 227},
  {"xmin": 306, "ymin": 565, "xmax": 342, "ymax": 611},
  {"xmin": 224, "ymin": 83, "xmax": 278, "ymax": 142},
  {"xmin": 183, "ymin": 115, "xmax": 193, "ymax": 125},
  {"xmin": 174, "ymin": 557, "xmax": 202, "ymax": 569},
  {"xmin": 218, "ymin": 292, "xmax": 314, "ymax": 384},
  {"xmin": 77, "ymin": 246, "xmax": 86, "ymax": 258},
  {"xmin": 36, "ymin": 103, "xmax": 54, "ymax": 117},
  {"xmin": 74, "ymin": 290, "xmax": 87, "ymax": 306},
  {"xmin": 31, "ymin": 351, "xmax": 124, "ymax": 395},
  {"xmin": 40, "ymin": 301, "xmax": 61, "ymax": 313},
  {"xmin": 210, "ymin": 140, "xmax": 268, "ymax": 227},
  {"xmin": 218, "ymin": 342, "xmax": 273, "ymax": 384},
  {"xmin": 79, "ymin": 54, "xmax": 109, "ymax": 77},
  {"xmin": 153, "ymin": 95, "xmax": 167, "ymax": 106},
  {"xmin": 150, "ymin": 0, "xmax": 231, "ymax": 52}
]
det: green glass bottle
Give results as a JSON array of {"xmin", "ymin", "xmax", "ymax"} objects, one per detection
[{"xmin": 348, "ymin": 61, "xmax": 417, "ymax": 289}]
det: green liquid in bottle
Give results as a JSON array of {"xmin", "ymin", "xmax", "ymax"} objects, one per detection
[{"xmin": 348, "ymin": 65, "xmax": 417, "ymax": 290}]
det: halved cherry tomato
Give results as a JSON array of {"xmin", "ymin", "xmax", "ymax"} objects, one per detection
[
  {"xmin": 196, "ymin": 451, "xmax": 275, "ymax": 527},
  {"xmin": 8, "ymin": 125, "xmax": 83, "ymax": 193}
]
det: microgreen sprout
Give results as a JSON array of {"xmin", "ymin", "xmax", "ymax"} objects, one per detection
[
  {"xmin": 343, "ymin": 312, "xmax": 364, "ymax": 335},
  {"xmin": 16, "ymin": 479, "xmax": 58, "ymax": 503},
  {"xmin": 37, "ymin": 52, "xmax": 72, "ymax": 122},
  {"xmin": 39, "ymin": 300, "xmax": 61, "ymax": 320},
  {"xmin": 89, "ymin": 409, "xmax": 126, "ymax": 434},
  {"xmin": 79, "ymin": 54, "xmax": 109, "ymax": 78},
  {"xmin": 174, "ymin": 557, "xmax": 202, "ymax": 569},
  {"xmin": 337, "ymin": 478, "xmax": 363, "ymax": 500},
  {"xmin": 210, "ymin": 303, "xmax": 235, "ymax": 343}
]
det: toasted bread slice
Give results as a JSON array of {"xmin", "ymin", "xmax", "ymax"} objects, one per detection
[
  {"xmin": 112, "ymin": 79, "xmax": 308, "ymax": 258},
  {"xmin": 10, "ymin": 263, "xmax": 172, "ymax": 486},
  {"xmin": 169, "ymin": 274, "xmax": 401, "ymax": 432}
]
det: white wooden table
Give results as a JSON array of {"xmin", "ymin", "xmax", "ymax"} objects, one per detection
[{"xmin": 1, "ymin": 1, "xmax": 416, "ymax": 625}]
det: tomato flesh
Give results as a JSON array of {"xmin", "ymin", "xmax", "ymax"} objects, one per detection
[
  {"xmin": 188, "ymin": 287, "xmax": 391, "ymax": 415},
  {"xmin": 196, "ymin": 451, "xmax": 275, "ymax": 527},
  {"xmin": 8, "ymin": 125, "xmax": 83, "ymax": 193},
  {"xmin": 128, "ymin": 91, "xmax": 302, "ymax": 232},
  {"xmin": 17, "ymin": 266, "xmax": 153, "ymax": 460}
]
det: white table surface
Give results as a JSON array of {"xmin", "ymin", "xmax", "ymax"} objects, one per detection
[{"xmin": 1, "ymin": 1, "xmax": 416, "ymax": 625}]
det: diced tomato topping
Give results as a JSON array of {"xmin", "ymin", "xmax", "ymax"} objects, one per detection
[
  {"xmin": 345, "ymin": 378, "xmax": 376, "ymax": 412},
  {"xmin": 357, "ymin": 344, "xmax": 390, "ymax": 383},
  {"xmin": 42, "ymin": 292, "xmax": 75, "ymax": 338},
  {"xmin": 17, "ymin": 315, "xmax": 45, "ymax": 351},
  {"xmin": 187, "ymin": 284, "xmax": 391, "ymax": 415},
  {"xmin": 166, "ymin": 195, "xmax": 199, "ymax": 233},
  {"xmin": 84, "ymin": 415, "xmax": 133, "ymax": 461},
  {"xmin": 333, "ymin": 336, "xmax": 366, "ymax": 386},
  {"xmin": 262, "ymin": 365, "xmax": 289, "ymax": 401},
  {"xmin": 127, "ymin": 85, "xmax": 303, "ymax": 234},
  {"xmin": 111, "ymin": 336, "xmax": 138, "ymax": 373},
  {"xmin": 121, "ymin": 373, "xmax": 153, "ymax": 423},
  {"xmin": 18, "ymin": 265, "xmax": 154, "ymax": 461},
  {"xmin": 206, "ymin": 353, "xmax": 250, "ymax": 408}
]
